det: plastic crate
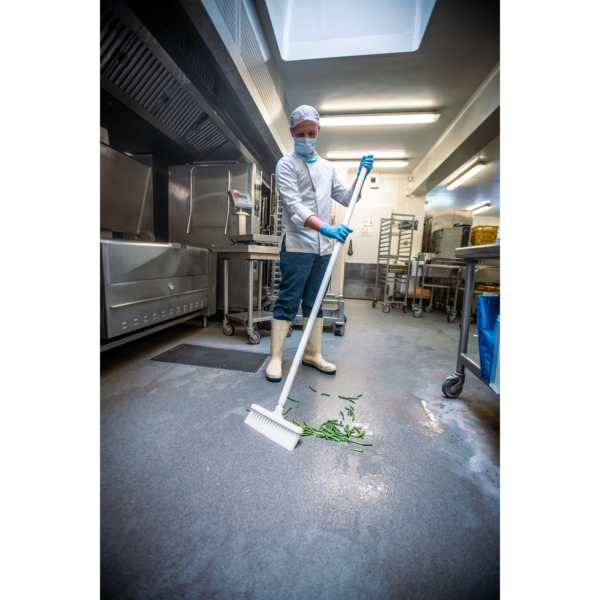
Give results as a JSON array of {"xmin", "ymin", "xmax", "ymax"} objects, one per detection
[
  {"xmin": 472, "ymin": 234, "xmax": 497, "ymax": 241},
  {"xmin": 471, "ymin": 225, "xmax": 499, "ymax": 234},
  {"xmin": 472, "ymin": 233, "xmax": 497, "ymax": 245}
]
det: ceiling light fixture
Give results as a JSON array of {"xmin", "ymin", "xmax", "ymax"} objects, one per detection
[
  {"xmin": 320, "ymin": 113, "xmax": 440, "ymax": 126},
  {"xmin": 472, "ymin": 202, "xmax": 492, "ymax": 215},
  {"xmin": 320, "ymin": 100, "xmax": 435, "ymax": 112},
  {"xmin": 446, "ymin": 163, "xmax": 486, "ymax": 190},
  {"xmin": 326, "ymin": 151, "xmax": 407, "ymax": 159},
  {"xmin": 330, "ymin": 160, "xmax": 408, "ymax": 168}
]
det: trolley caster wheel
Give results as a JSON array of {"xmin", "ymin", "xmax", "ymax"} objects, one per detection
[
  {"xmin": 248, "ymin": 331, "xmax": 261, "ymax": 344},
  {"xmin": 287, "ymin": 324, "xmax": 293, "ymax": 337},
  {"xmin": 447, "ymin": 314, "xmax": 456, "ymax": 323},
  {"xmin": 413, "ymin": 309, "xmax": 422, "ymax": 318},
  {"xmin": 223, "ymin": 323, "xmax": 235, "ymax": 336},
  {"xmin": 383, "ymin": 305, "xmax": 391, "ymax": 313},
  {"xmin": 442, "ymin": 378, "xmax": 463, "ymax": 398},
  {"xmin": 372, "ymin": 300, "xmax": 377, "ymax": 308},
  {"xmin": 257, "ymin": 321, "xmax": 264, "ymax": 330},
  {"xmin": 391, "ymin": 303, "xmax": 396, "ymax": 309},
  {"xmin": 334, "ymin": 325, "xmax": 342, "ymax": 336},
  {"xmin": 344, "ymin": 315, "xmax": 347, "ymax": 323},
  {"xmin": 261, "ymin": 320, "xmax": 272, "ymax": 331},
  {"xmin": 402, "ymin": 306, "xmax": 407, "ymax": 313},
  {"xmin": 445, "ymin": 306, "xmax": 452, "ymax": 315},
  {"xmin": 434, "ymin": 302, "xmax": 440, "ymax": 310},
  {"xmin": 425, "ymin": 305, "xmax": 433, "ymax": 313}
]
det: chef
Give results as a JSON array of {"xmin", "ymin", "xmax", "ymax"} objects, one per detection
[{"xmin": 266, "ymin": 104, "xmax": 372, "ymax": 382}]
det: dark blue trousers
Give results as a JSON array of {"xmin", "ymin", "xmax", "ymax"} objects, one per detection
[{"xmin": 273, "ymin": 242, "xmax": 331, "ymax": 322}]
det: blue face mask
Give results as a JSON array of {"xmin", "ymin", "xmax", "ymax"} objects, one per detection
[{"xmin": 294, "ymin": 137, "xmax": 317, "ymax": 156}]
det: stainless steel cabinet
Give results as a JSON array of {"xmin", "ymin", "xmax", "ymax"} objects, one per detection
[
  {"xmin": 168, "ymin": 164, "xmax": 265, "ymax": 313},
  {"xmin": 432, "ymin": 226, "xmax": 471, "ymax": 258},
  {"xmin": 101, "ymin": 240, "xmax": 210, "ymax": 339}
]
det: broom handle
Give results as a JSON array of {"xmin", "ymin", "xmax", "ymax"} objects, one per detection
[{"xmin": 275, "ymin": 166, "xmax": 368, "ymax": 413}]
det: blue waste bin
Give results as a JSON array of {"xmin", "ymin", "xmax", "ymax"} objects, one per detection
[{"xmin": 477, "ymin": 295, "xmax": 500, "ymax": 382}]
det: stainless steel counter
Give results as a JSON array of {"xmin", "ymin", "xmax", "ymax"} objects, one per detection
[
  {"xmin": 211, "ymin": 245, "xmax": 280, "ymax": 261},
  {"xmin": 228, "ymin": 234, "xmax": 281, "ymax": 245},
  {"xmin": 455, "ymin": 243, "xmax": 500, "ymax": 260}
]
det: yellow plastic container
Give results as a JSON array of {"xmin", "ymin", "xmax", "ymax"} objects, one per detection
[{"xmin": 471, "ymin": 225, "xmax": 499, "ymax": 235}]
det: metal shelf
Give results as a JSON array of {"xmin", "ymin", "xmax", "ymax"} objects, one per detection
[{"xmin": 373, "ymin": 213, "xmax": 416, "ymax": 312}]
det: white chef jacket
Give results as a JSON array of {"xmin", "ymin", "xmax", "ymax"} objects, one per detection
[{"xmin": 275, "ymin": 150, "xmax": 355, "ymax": 256}]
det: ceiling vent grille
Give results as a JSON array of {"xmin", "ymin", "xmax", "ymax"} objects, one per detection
[
  {"xmin": 239, "ymin": 4, "xmax": 292, "ymax": 153},
  {"xmin": 101, "ymin": 8, "xmax": 236, "ymax": 159},
  {"xmin": 215, "ymin": 0, "xmax": 239, "ymax": 41}
]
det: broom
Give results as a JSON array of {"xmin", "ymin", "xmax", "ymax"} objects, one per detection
[{"xmin": 244, "ymin": 165, "xmax": 368, "ymax": 450}]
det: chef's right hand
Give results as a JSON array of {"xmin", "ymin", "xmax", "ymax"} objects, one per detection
[{"xmin": 320, "ymin": 223, "xmax": 353, "ymax": 243}]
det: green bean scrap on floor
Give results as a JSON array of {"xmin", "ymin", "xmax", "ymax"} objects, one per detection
[{"xmin": 249, "ymin": 388, "xmax": 371, "ymax": 451}]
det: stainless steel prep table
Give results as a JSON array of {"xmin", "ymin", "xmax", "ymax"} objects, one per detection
[
  {"xmin": 211, "ymin": 244, "xmax": 282, "ymax": 344},
  {"xmin": 411, "ymin": 260, "xmax": 464, "ymax": 319},
  {"xmin": 443, "ymin": 243, "xmax": 500, "ymax": 398}
]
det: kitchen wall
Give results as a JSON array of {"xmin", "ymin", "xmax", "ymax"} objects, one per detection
[
  {"xmin": 334, "ymin": 169, "xmax": 425, "ymax": 263},
  {"xmin": 331, "ymin": 167, "xmax": 426, "ymax": 299}
]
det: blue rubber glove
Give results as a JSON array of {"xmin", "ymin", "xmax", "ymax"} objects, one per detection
[
  {"xmin": 358, "ymin": 154, "xmax": 374, "ymax": 177},
  {"xmin": 320, "ymin": 223, "xmax": 353, "ymax": 243}
]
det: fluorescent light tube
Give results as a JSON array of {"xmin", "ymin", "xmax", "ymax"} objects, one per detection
[
  {"xmin": 473, "ymin": 203, "xmax": 491, "ymax": 215},
  {"xmin": 326, "ymin": 151, "xmax": 407, "ymax": 159},
  {"xmin": 446, "ymin": 163, "xmax": 486, "ymax": 190},
  {"xmin": 320, "ymin": 113, "xmax": 440, "ymax": 126},
  {"xmin": 330, "ymin": 161, "xmax": 408, "ymax": 168}
]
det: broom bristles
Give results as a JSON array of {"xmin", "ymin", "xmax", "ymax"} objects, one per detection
[{"xmin": 244, "ymin": 404, "xmax": 302, "ymax": 451}]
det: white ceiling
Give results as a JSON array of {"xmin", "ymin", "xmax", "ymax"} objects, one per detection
[
  {"xmin": 425, "ymin": 135, "xmax": 500, "ymax": 217},
  {"xmin": 255, "ymin": 0, "xmax": 500, "ymax": 177}
]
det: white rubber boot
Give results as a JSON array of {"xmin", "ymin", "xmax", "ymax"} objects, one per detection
[
  {"xmin": 301, "ymin": 317, "xmax": 336, "ymax": 374},
  {"xmin": 265, "ymin": 319, "xmax": 290, "ymax": 382}
]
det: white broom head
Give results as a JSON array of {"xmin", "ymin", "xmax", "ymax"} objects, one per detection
[{"xmin": 244, "ymin": 404, "xmax": 303, "ymax": 451}]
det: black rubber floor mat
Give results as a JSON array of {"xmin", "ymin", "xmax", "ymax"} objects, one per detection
[{"xmin": 151, "ymin": 344, "xmax": 269, "ymax": 373}]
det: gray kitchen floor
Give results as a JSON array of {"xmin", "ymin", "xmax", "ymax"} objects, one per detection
[{"xmin": 101, "ymin": 299, "xmax": 499, "ymax": 600}]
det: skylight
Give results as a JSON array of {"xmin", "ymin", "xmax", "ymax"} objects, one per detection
[{"xmin": 265, "ymin": 0, "xmax": 437, "ymax": 61}]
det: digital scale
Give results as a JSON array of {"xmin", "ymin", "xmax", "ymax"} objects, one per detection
[
  {"xmin": 229, "ymin": 189, "xmax": 253, "ymax": 209},
  {"xmin": 227, "ymin": 189, "xmax": 255, "ymax": 235}
]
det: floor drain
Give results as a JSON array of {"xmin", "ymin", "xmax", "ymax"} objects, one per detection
[{"xmin": 151, "ymin": 344, "xmax": 269, "ymax": 374}]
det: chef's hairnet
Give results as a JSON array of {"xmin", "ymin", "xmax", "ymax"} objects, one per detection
[{"xmin": 290, "ymin": 105, "xmax": 320, "ymax": 128}]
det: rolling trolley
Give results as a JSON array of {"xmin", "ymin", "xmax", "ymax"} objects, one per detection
[
  {"xmin": 373, "ymin": 213, "xmax": 416, "ymax": 313},
  {"xmin": 443, "ymin": 243, "xmax": 500, "ymax": 398},
  {"xmin": 411, "ymin": 257, "xmax": 464, "ymax": 319},
  {"xmin": 213, "ymin": 243, "xmax": 283, "ymax": 345}
]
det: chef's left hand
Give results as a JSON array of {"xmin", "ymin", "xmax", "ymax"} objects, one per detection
[{"xmin": 358, "ymin": 154, "xmax": 374, "ymax": 177}]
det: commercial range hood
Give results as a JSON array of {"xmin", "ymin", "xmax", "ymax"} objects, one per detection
[{"xmin": 100, "ymin": 0, "xmax": 292, "ymax": 173}]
